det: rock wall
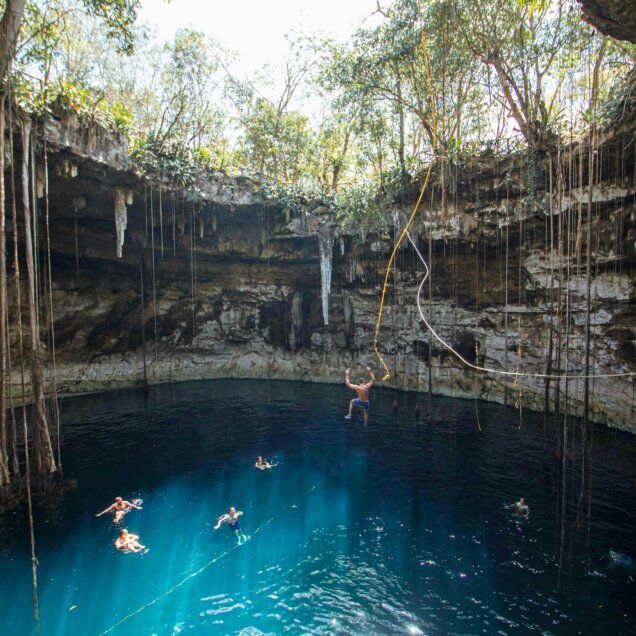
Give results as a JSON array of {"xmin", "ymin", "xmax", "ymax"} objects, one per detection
[{"xmin": 6, "ymin": 114, "xmax": 636, "ymax": 432}]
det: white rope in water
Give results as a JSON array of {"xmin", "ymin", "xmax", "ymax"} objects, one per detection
[
  {"xmin": 98, "ymin": 481, "xmax": 321, "ymax": 636},
  {"xmin": 405, "ymin": 231, "xmax": 636, "ymax": 380}
]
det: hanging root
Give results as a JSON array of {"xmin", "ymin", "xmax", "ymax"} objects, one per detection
[{"xmin": 373, "ymin": 0, "xmax": 437, "ymax": 381}]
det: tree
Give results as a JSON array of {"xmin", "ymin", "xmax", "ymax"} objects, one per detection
[
  {"xmin": 454, "ymin": 0, "xmax": 573, "ymax": 149},
  {"xmin": 1, "ymin": 0, "xmax": 139, "ymax": 84},
  {"xmin": 0, "ymin": 0, "xmax": 140, "ymax": 503},
  {"xmin": 240, "ymin": 97, "xmax": 315, "ymax": 183}
]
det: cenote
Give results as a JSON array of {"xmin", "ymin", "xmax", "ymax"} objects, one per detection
[
  {"xmin": 2, "ymin": 0, "xmax": 636, "ymax": 634},
  {"xmin": 1, "ymin": 379, "xmax": 634, "ymax": 635}
]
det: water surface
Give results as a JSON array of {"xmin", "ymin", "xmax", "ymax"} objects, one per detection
[{"xmin": 1, "ymin": 380, "xmax": 634, "ymax": 635}]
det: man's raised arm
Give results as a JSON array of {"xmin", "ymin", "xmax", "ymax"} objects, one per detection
[
  {"xmin": 366, "ymin": 367, "xmax": 376, "ymax": 387},
  {"xmin": 345, "ymin": 368, "xmax": 356, "ymax": 389}
]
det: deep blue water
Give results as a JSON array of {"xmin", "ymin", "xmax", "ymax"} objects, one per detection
[{"xmin": 1, "ymin": 379, "xmax": 635, "ymax": 636}]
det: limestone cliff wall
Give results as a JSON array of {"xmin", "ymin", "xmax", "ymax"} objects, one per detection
[{"xmin": 6, "ymin": 114, "xmax": 636, "ymax": 432}]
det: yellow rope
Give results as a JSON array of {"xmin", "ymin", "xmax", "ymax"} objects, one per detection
[{"xmin": 373, "ymin": 0, "xmax": 438, "ymax": 381}]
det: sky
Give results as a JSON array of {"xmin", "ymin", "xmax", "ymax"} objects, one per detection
[{"xmin": 137, "ymin": 0, "xmax": 382, "ymax": 79}]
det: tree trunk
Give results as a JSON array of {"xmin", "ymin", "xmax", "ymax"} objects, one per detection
[{"xmin": 0, "ymin": 0, "xmax": 27, "ymax": 84}]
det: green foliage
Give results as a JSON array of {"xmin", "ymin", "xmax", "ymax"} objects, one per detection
[
  {"xmin": 81, "ymin": 0, "xmax": 140, "ymax": 55},
  {"xmin": 12, "ymin": 74, "xmax": 134, "ymax": 136},
  {"xmin": 598, "ymin": 65, "xmax": 636, "ymax": 126},
  {"xmin": 334, "ymin": 183, "xmax": 389, "ymax": 232},
  {"xmin": 130, "ymin": 134, "xmax": 205, "ymax": 184},
  {"xmin": 240, "ymin": 97, "xmax": 316, "ymax": 184},
  {"xmin": 5, "ymin": 0, "xmax": 635, "ymax": 237},
  {"xmin": 255, "ymin": 177, "xmax": 389, "ymax": 234},
  {"xmin": 106, "ymin": 101, "xmax": 134, "ymax": 133},
  {"xmin": 257, "ymin": 179, "xmax": 335, "ymax": 217}
]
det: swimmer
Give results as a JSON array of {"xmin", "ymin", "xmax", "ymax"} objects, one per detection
[
  {"xmin": 344, "ymin": 366, "xmax": 376, "ymax": 425},
  {"xmin": 96, "ymin": 496, "xmax": 142, "ymax": 524},
  {"xmin": 214, "ymin": 507, "xmax": 248, "ymax": 544},
  {"xmin": 255, "ymin": 456, "xmax": 277, "ymax": 470},
  {"xmin": 114, "ymin": 529, "xmax": 145, "ymax": 552},
  {"xmin": 510, "ymin": 498, "xmax": 530, "ymax": 516}
]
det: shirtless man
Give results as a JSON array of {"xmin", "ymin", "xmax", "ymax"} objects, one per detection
[
  {"xmin": 214, "ymin": 506, "xmax": 248, "ymax": 544},
  {"xmin": 255, "ymin": 456, "xmax": 277, "ymax": 470},
  {"xmin": 96, "ymin": 497, "xmax": 142, "ymax": 524},
  {"xmin": 344, "ymin": 367, "xmax": 376, "ymax": 425},
  {"xmin": 511, "ymin": 497, "xmax": 530, "ymax": 516},
  {"xmin": 114, "ymin": 528, "xmax": 145, "ymax": 552}
]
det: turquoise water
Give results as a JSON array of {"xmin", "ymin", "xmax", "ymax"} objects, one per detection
[{"xmin": 1, "ymin": 380, "xmax": 635, "ymax": 635}]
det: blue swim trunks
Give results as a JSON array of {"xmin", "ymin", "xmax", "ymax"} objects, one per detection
[
  {"xmin": 353, "ymin": 398, "xmax": 369, "ymax": 410},
  {"xmin": 229, "ymin": 521, "xmax": 241, "ymax": 531}
]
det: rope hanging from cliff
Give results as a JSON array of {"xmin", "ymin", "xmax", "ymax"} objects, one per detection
[
  {"xmin": 372, "ymin": 1, "xmax": 635, "ymax": 384},
  {"xmin": 373, "ymin": 0, "xmax": 437, "ymax": 382},
  {"xmin": 405, "ymin": 230, "xmax": 636, "ymax": 380}
]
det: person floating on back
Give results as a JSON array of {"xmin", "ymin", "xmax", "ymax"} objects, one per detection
[
  {"xmin": 344, "ymin": 366, "xmax": 376, "ymax": 425},
  {"xmin": 214, "ymin": 506, "xmax": 249, "ymax": 544},
  {"xmin": 114, "ymin": 528, "xmax": 145, "ymax": 553},
  {"xmin": 96, "ymin": 496, "xmax": 142, "ymax": 524},
  {"xmin": 255, "ymin": 456, "xmax": 277, "ymax": 470},
  {"xmin": 511, "ymin": 497, "xmax": 530, "ymax": 516}
]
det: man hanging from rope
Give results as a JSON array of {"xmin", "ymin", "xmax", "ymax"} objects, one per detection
[{"xmin": 344, "ymin": 367, "xmax": 376, "ymax": 425}]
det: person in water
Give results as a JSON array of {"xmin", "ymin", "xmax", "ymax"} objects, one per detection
[
  {"xmin": 114, "ymin": 529, "xmax": 145, "ymax": 552},
  {"xmin": 96, "ymin": 497, "xmax": 142, "ymax": 524},
  {"xmin": 344, "ymin": 366, "xmax": 376, "ymax": 425},
  {"xmin": 511, "ymin": 498, "xmax": 530, "ymax": 516},
  {"xmin": 214, "ymin": 506, "xmax": 248, "ymax": 544},
  {"xmin": 255, "ymin": 456, "xmax": 277, "ymax": 470}
]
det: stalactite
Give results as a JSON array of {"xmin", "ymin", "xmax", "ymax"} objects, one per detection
[
  {"xmin": 317, "ymin": 225, "xmax": 334, "ymax": 326},
  {"xmin": 114, "ymin": 187, "xmax": 127, "ymax": 258}
]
